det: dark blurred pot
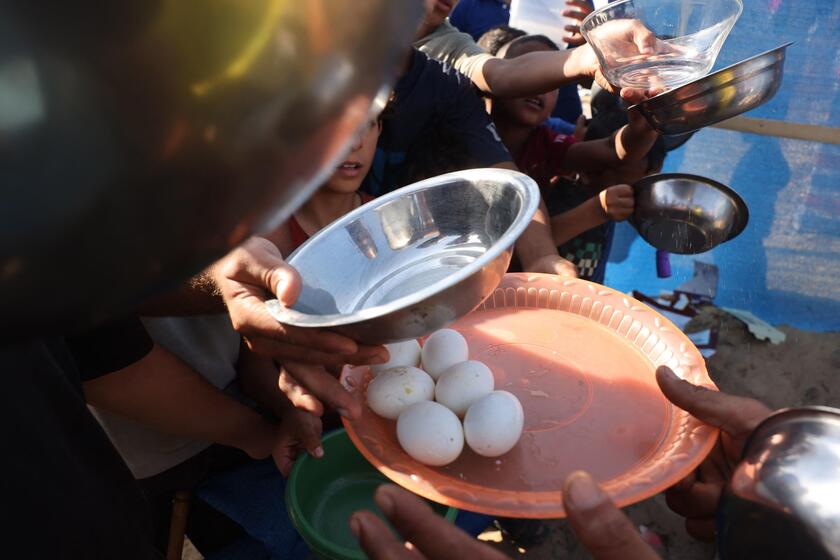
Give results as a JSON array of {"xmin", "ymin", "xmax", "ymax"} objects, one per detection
[
  {"xmin": 0, "ymin": 0, "xmax": 421, "ymax": 333},
  {"xmin": 718, "ymin": 406, "xmax": 840, "ymax": 560}
]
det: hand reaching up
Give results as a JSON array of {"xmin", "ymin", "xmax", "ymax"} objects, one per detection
[{"xmin": 562, "ymin": 0, "xmax": 595, "ymax": 47}]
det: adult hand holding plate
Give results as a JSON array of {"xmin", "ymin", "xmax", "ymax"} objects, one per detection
[{"xmin": 656, "ymin": 366, "xmax": 771, "ymax": 541}]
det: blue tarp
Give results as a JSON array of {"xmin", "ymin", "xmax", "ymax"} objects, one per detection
[{"xmin": 605, "ymin": 0, "xmax": 840, "ymax": 332}]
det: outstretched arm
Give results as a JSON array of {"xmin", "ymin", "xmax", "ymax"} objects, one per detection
[
  {"xmin": 562, "ymin": 110, "xmax": 657, "ymax": 175},
  {"xmin": 83, "ymin": 344, "xmax": 277, "ymax": 460},
  {"xmin": 551, "ymin": 185, "xmax": 634, "ymax": 246},
  {"xmin": 477, "ymin": 21, "xmax": 657, "ymax": 100}
]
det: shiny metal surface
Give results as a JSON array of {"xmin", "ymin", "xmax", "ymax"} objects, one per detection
[
  {"xmin": 718, "ymin": 406, "xmax": 840, "ymax": 560},
  {"xmin": 632, "ymin": 173, "xmax": 748, "ymax": 254},
  {"xmin": 0, "ymin": 1, "xmax": 421, "ymax": 332},
  {"xmin": 631, "ymin": 43, "xmax": 791, "ymax": 135},
  {"xmin": 266, "ymin": 169, "xmax": 540, "ymax": 345}
]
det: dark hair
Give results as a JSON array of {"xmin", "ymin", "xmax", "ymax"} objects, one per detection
[
  {"xmin": 477, "ymin": 25, "xmax": 527, "ymax": 55},
  {"xmin": 585, "ymin": 108, "xmax": 666, "ymax": 172},
  {"xmin": 403, "ymin": 121, "xmax": 478, "ymax": 183},
  {"xmin": 500, "ymin": 34, "xmax": 559, "ymax": 59},
  {"xmin": 589, "ymin": 84, "xmax": 622, "ymax": 117}
]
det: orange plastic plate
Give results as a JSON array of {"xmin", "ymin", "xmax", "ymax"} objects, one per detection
[{"xmin": 340, "ymin": 274, "xmax": 718, "ymax": 518}]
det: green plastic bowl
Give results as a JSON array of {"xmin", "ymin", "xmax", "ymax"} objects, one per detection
[{"xmin": 286, "ymin": 429, "xmax": 458, "ymax": 560}]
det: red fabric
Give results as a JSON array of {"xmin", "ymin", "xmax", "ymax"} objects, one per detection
[
  {"xmin": 287, "ymin": 215, "xmax": 310, "ymax": 254},
  {"xmin": 513, "ymin": 125, "xmax": 576, "ymax": 196},
  {"xmin": 287, "ymin": 192, "xmax": 375, "ymax": 253}
]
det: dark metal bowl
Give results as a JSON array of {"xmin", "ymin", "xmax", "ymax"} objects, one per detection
[
  {"xmin": 718, "ymin": 406, "xmax": 840, "ymax": 559},
  {"xmin": 632, "ymin": 173, "xmax": 749, "ymax": 254},
  {"xmin": 0, "ymin": 1, "xmax": 420, "ymax": 332},
  {"xmin": 630, "ymin": 43, "xmax": 791, "ymax": 135}
]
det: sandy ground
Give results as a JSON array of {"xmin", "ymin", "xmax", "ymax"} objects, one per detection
[{"xmin": 183, "ymin": 307, "xmax": 839, "ymax": 560}]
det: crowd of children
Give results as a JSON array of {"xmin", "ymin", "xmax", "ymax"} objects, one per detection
[{"xmin": 77, "ymin": 2, "xmax": 677, "ymax": 558}]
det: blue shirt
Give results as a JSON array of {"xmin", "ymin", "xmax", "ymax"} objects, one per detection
[
  {"xmin": 449, "ymin": 0, "xmax": 511, "ymax": 41},
  {"xmin": 363, "ymin": 50, "xmax": 510, "ymax": 196}
]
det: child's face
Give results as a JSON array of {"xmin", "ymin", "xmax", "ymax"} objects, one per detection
[
  {"xmin": 423, "ymin": 0, "xmax": 457, "ymax": 28},
  {"xmin": 323, "ymin": 119, "xmax": 381, "ymax": 194},
  {"xmin": 492, "ymin": 41, "xmax": 559, "ymax": 128}
]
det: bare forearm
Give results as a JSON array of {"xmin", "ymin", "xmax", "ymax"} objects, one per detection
[
  {"xmin": 564, "ymin": 123, "xmax": 657, "ymax": 177},
  {"xmin": 615, "ymin": 120, "xmax": 657, "ymax": 162},
  {"xmin": 563, "ymin": 137, "xmax": 622, "ymax": 175},
  {"xmin": 238, "ymin": 344, "xmax": 292, "ymax": 418},
  {"xmin": 515, "ymin": 199, "xmax": 561, "ymax": 268},
  {"xmin": 480, "ymin": 48, "xmax": 588, "ymax": 98},
  {"xmin": 551, "ymin": 198, "xmax": 607, "ymax": 246},
  {"xmin": 83, "ymin": 345, "xmax": 273, "ymax": 454},
  {"xmin": 488, "ymin": 162, "xmax": 559, "ymax": 267}
]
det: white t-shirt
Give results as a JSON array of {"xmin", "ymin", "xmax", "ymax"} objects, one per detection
[{"xmin": 90, "ymin": 314, "xmax": 241, "ymax": 479}]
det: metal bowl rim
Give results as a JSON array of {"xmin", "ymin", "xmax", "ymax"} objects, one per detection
[
  {"xmin": 633, "ymin": 172, "xmax": 750, "ymax": 242},
  {"xmin": 740, "ymin": 405, "xmax": 840, "ymax": 461},
  {"xmin": 581, "ymin": 0, "xmax": 633, "ymax": 41},
  {"xmin": 265, "ymin": 168, "xmax": 540, "ymax": 328},
  {"xmin": 629, "ymin": 42, "xmax": 792, "ymax": 113}
]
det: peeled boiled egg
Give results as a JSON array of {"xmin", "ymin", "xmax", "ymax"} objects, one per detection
[
  {"xmin": 463, "ymin": 391, "xmax": 524, "ymax": 457},
  {"xmin": 434, "ymin": 360, "xmax": 495, "ymax": 417},
  {"xmin": 421, "ymin": 329, "xmax": 469, "ymax": 380},
  {"xmin": 397, "ymin": 401, "xmax": 464, "ymax": 466},
  {"xmin": 366, "ymin": 366, "xmax": 434, "ymax": 420},
  {"xmin": 371, "ymin": 339, "xmax": 422, "ymax": 375}
]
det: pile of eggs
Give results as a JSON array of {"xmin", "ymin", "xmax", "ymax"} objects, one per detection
[{"xmin": 366, "ymin": 329, "xmax": 524, "ymax": 467}]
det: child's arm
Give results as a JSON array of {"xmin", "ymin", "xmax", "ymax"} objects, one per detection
[
  {"xmin": 560, "ymin": 112, "xmax": 657, "ymax": 175},
  {"xmin": 237, "ymin": 344, "xmax": 324, "ymax": 474},
  {"xmin": 551, "ymin": 185, "xmax": 635, "ymax": 246},
  {"xmin": 83, "ymin": 344, "xmax": 278, "ymax": 460},
  {"xmin": 614, "ymin": 109, "xmax": 659, "ymax": 163}
]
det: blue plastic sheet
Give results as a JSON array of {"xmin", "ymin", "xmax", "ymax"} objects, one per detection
[{"xmin": 605, "ymin": 0, "xmax": 840, "ymax": 331}]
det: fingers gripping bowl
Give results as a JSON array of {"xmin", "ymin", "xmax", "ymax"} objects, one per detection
[
  {"xmin": 266, "ymin": 169, "xmax": 540, "ymax": 345},
  {"xmin": 629, "ymin": 43, "xmax": 791, "ymax": 135}
]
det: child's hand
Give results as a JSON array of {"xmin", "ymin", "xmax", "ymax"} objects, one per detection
[
  {"xmin": 599, "ymin": 185, "xmax": 635, "ymax": 221},
  {"xmin": 562, "ymin": 0, "xmax": 594, "ymax": 47},
  {"xmin": 270, "ymin": 407, "xmax": 324, "ymax": 476},
  {"xmin": 627, "ymin": 105, "xmax": 657, "ymax": 133}
]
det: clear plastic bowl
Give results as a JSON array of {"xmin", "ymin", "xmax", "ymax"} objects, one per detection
[{"xmin": 581, "ymin": 0, "xmax": 743, "ymax": 90}]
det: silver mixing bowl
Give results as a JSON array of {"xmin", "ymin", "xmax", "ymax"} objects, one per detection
[
  {"xmin": 630, "ymin": 42, "xmax": 791, "ymax": 135},
  {"xmin": 718, "ymin": 406, "xmax": 840, "ymax": 559},
  {"xmin": 632, "ymin": 173, "xmax": 748, "ymax": 254},
  {"xmin": 265, "ymin": 169, "xmax": 540, "ymax": 344}
]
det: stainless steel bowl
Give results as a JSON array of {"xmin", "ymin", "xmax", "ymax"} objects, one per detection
[
  {"xmin": 632, "ymin": 173, "xmax": 748, "ymax": 254},
  {"xmin": 630, "ymin": 42, "xmax": 791, "ymax": 135},
  {"xmin": 265, "ymin": 169, "xmax": 540, "ymax": 345},
  {"xmin": 718, "ymin": 406, "xmax": 840, "ymax": 560}
]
